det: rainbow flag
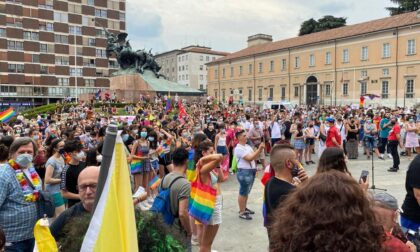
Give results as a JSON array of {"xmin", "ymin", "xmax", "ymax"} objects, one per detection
[
  {"xmin": 188, "ymin": 172, "xmax": 217, "ymax": 225},
  {"xmin": 130, "ymin": 152, "xmax": 143, "ymax": 174},
  {"xmin": 148, "ymin": 175, "xmax": 161, "ymax": 190},
  {"xmin": 186, "ymin": 149, "xmax": 196, "ymax": 182},
  {"xmin": 0, "ymin": 108, "xmax": 17, "ymax": 123},
  {"xmin": 156, "ymin": 146, "xmax": 165, "ymax": 158}
]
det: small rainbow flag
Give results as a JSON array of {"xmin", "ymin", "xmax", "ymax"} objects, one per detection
[
  {"xmin": 156, "ymin": 146, "xmax": 165, "ymax": 158},
  {"xmin": 148, "ymin": 175, "xmax": 161, "ymax": 190},
  {"xmin": 130, "ymin": 152, "xmax": 144, "ymax": 174},
  {"xmin": 0, "ymin": 108, "xmax": 17, "ymax": 123}
]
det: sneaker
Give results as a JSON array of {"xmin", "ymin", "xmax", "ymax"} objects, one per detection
[
  {"xmin": 245, "ymin": 208, "xmax": 255, "ymax": 215},
  {"xmin": 239, "ymin": 212, "xmax": 252, "ymax": 220},
  {"xmin": 388, "ymin": 154, "xmax": 393, "ymax": 159},
  {"xmin": 191, "ymin": 235, "xmax": 199, "ymax": 246},
  {"xmin": 378, "ymin": 155, "xmax": 384, "ymax": 160},
  {"xmin": 387, "ymin": 167, "xmax": 399, "ymax": 172}
]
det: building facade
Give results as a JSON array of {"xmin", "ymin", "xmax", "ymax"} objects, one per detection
[
  {"xmin": 0, "ymin": 0, "xmax": 126, "ymax": 107},
  {"xmin": 156, "ymin": 45, "xmax": 228, "ymax": 91},
  {"xmin": 207, "ymin": 11, "xmax": 420, "ymax": 108}
]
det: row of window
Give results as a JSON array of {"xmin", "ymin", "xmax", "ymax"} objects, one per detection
[
  {"xmin": 0, "ymin": 86, "xmax": 99, "ymax": 97},
  {"xmin": 178, "ymin": 65, "xmax": 206, "ymax": 71},
  {"xmin": 217, "ymin": 80, "xmax": 415, "ymax": 101},
  {"xmin": 7, "ymin": 63, "xmax": 115, "ymax": 74},
  {"xmin": 216, "ymin": 40, "xmax": 416, "ymax": 78},
  {"xmin": 178, "ymin": 55, "xmax": 217, "ymax": 62}
]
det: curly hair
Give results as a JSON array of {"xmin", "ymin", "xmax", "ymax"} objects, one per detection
[
  {"xmin": 316, "ymin": 147, "xmax": 351, "ymax": 176},
  {"xmin": 269, "ymin": 171, "xmax": 384, "ymax": 252},
  {"xmin": 194, "ymin": 140, "xmax": 213, "ymax": 164}
]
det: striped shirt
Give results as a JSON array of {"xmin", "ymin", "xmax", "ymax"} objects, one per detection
[{"xmin": 0, "ymin": 163, "xmax": 38, "ymax": 242}]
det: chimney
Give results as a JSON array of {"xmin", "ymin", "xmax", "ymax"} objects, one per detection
[{"xmin": 247, "ymin": 34, "xmax": 273, "ymax": 47}]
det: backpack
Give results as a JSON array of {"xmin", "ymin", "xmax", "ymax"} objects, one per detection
[{"xmin": 149, "ymin": 175, "xmax": 183, "ymax": 225}]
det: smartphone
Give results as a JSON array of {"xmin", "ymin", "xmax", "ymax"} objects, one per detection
[{"xmin": 359, "ymin": 170, "xmax": 369, "ymax": 183}]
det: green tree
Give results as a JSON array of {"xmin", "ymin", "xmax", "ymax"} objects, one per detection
[
  {"xmin": 299, "ymin": 16, "xmax": 347, "ymax": 36},
  {"xmin": 386, "ymin": 0, "xmax": 420, "ymax": 16}
]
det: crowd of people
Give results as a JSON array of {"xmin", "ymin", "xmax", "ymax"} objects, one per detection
[{"xmin": 0, "ymin": 98, "xmax": 419, "ymax": 251}]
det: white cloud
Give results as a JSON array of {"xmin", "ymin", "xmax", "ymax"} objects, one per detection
[{"xmin": 126, "ymin": 0, "xmax": 390, "ymax": 54}]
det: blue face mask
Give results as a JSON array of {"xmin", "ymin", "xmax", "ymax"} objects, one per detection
[
  {"xmin": 122, "ymin": 134, "xmax": 129, "ymax": 142},
  {"xmin": 148, "ymin": 137, "xmax": 155, "ymax": 142},
  {"xmin": 140, "ymin": 132, "xmax": 147, "ymax": 138},
  {"xmin": 15, "ymin": 153, "xmax": 33, "ymax": 168}
]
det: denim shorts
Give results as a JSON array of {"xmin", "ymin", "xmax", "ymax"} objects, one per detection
[
  {"xmin": 237, "ymin": 169, "xmax": 256, "ymax": 196},
  {"xmin": 216, "ymin": 146, "xmax": 227, "ymax": 155}
]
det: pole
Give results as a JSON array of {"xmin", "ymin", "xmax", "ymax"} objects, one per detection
[
  {"xmin": 74, "ymin": 33, "xmax": 78, "ymax": 103},
  {"xmin": 92, "ymin": 123, "xmax": 118, "ymax": 213}
]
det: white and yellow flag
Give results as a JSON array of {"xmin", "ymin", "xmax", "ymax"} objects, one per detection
[{"xmin": 80, "ymin": 133, "xmax": 138, "ymax": 252}]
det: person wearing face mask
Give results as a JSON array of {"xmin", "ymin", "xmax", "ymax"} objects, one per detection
[
  {"xmin": 0, "ymin": 137, "xmax": 40, "ymax": 251},
  {"xmin": 379, "ymin": 113, "xmax": 393, "ymax": 160},
  {"xmin": 204, "ymin": 124, "xmax": 216, "ymax": 143},
  {"xmin": 303, "ymin": 121, "xmax": 316, "ymax": 165},
  {"xmin": 364, "ymin": 118, "xmax": 381, "ymax": 159},
  {"xmin": 404, "ymin": 117, "xmax": 419, "ymax": 159},
  {"xmin": 346, "ymin": 118, "xmax": 360, "ymax": 159},
  {"xmin": 60, "ymin": 139, "xmax": 86, "ymax": 208},
  {"xmin": 130, "ymin": 128, "xmax": 152, "ymax": 210},
  {"xmin": 387, "ymin": 118, "xmax": 403, "ymax": 172}
]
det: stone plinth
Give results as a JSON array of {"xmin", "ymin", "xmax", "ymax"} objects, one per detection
[{"xmin": 109, "ymin": 74, "xmax": 155, "ymax": 103}]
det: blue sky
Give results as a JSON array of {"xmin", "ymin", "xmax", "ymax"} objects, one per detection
[{"xmin": 126, "ymin": 0, "xmax": 395, "ymax": 54}]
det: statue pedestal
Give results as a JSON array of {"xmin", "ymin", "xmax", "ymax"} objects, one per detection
[{"xmin": 109, "ymin": 74, "xmax": 155, "ymax": 103}]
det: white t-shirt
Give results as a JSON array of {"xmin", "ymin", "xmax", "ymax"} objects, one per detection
[
  {"xmin": 234, "ymin": 144, "xmax": 255, "ymax": 170},
  {"xmin": 270, "ymin": 121, "xmax": 281, "ymax": 139}
]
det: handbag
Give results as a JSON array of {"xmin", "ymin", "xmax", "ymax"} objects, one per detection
[
  {"xmin": 319, "ymin": 133, "xmax": 327, "ymax": 142},
  {"xmin": 23, "ymin": 172, "xmax": 55, "ymax": 219},
  {"xmin": 188, "ymin": 161, "xmax": 217, "ymax": 225}
]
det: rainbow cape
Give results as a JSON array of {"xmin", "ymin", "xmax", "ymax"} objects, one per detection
[
  {"xmin": 148, "ymin": 175, "xmax": 161, "ymax": 190},
  {"xmin": 0, "ymin": 108, "xmax": 17, "ymax": 123}
]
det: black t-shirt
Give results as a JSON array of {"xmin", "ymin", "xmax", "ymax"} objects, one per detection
[
  {"xmin": 283, "ymin": 121, "xmax": 292, "ymax": 140},
  {"xmin": 264, "ymin": 177, "xmax": 295, "ymax": 226},
  {"xmin": 402, "ymin": 155, "xmax": 420, "ymax": 223},
  {"xmin": 60, "ymin": 162, "xmax": 86, "ymax": 207},
  {"xmin": 204, "ymin": 129, "xmax": 216, "ymax": 143},
  {"xmin": 50, "ymin": 202, "xmax": 88, "ymax": 240}
]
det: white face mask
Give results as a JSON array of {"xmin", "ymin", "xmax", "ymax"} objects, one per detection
[
  {"xmin": 96, "ymin": 154, "xmax": 103, "ymax": 163},
  {"xmin": 76, "ymin": 151, "xmax": 85, "ymax": 160}
]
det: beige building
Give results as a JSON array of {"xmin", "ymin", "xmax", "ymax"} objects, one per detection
[
  {"xmin": 155, "ymin": 49, "xmax": 182, "ymax": 82},
  {"xmin": 207, "ymin": 11, "xmax": 420, "ymax": 107}
]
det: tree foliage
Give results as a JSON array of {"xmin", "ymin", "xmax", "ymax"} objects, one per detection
[
  {"xmin": 299, "ymin": 16, "xmax": 347, "ymax": 36},
  {"xmin": 386, "ymin": 0, "xmax": 420, "ymax": 16}
]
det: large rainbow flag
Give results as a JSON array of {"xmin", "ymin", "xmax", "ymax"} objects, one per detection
[{"xmin": 0, "ymin": 108, "xmax": 17, "ymax": 123}]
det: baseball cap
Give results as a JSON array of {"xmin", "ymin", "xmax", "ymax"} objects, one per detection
[
  {"xmin": 372, "ymin": 192, "xmax": 399, "ymax": 210},
  {"xmin": 326, "ymin": 117, "xmax": 335, "ymax": 123}
]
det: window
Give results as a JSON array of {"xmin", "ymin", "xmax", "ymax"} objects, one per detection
[
  {"xmin": 381, "ymin": 81, "xmax": 389, "ymax": 99},
  {"xmin": 360, "ymin": 82, "xmax": 367, "ymax": 95},
  {"xmin": 40, "ymin": 43, "xmax": 48, "ymax": 53},
  {"xmin": 294, "ymin": 57, "xmax": 300, "ymax": 68},
  {"xmin": 281, "ymin": 59, "xmax": 286, "ymax": 70},
  {"xmin": 325, "ymin": 52, "xmax": 331, "ymax": 64},
  {"xmin": 269, "ymin": 87, "xmax": 274, "ymax": 99},
  {"xmin": 7, "ymin": 41, "xmax": 23, "ymax": 50},
  {"xmin": 258, "ymin": 62, "xmax": 263, "ymax": 73},
  {"xmin": 0, "ymin": 28, "xmax": 5, "ymax": 37},
  {"xmin": 206, "ymin": 56, "xmax": 209, "ymax": 61},
  {"xmin": 383, "ymin": 43, "xmax": 390, "ymax": 58},
  {"xmin": 32, "ymin": 54, "xmax": 39, "ymax": 63},
  {"xmin": 23, "ymin": 31, "xmax": 39, "ymax": 41},
  {"xmin": 88, "ymin": 38, "xmax": 96, "ymax": 46},
  {"xmin": 70, "ymin": 68, "xmax": 82, "ymax": 76},
  {"xmin": 39, "ymin": 22, "xmax": 54, "ymax": 31},
  {"xmin": 6, "ymin": 18, "xmax": 22, "ymax": 27},
  {"xmin": 199, "ymin": 65, "xmax": 203, "ymax": 71},
  {"xmin": 325, "ymin": 84, "xmax": 331, "ymax": 96},
  {"xmin": 407, "ymin": 39, "xmax": 416, "ymax": 55},
  {"xmin": 309, "ymin": 54, "xmax": 315, "ymax": 66},
  {"xmin": 270, "ymin": 60, "xmax": 274, "ymax": 72},
  {"xmin": 119, "ymin": 12, "xmax": 125, "ymax": 21},
  {"xmin": 95, "ymin": 9, "xmax": 107, "ymax": 18},
  {"xmin": 342, "ymin": 49, "xmax": 349, "ymax": 63},
  {"xmin": 96, "ymin": 29, "xmax": 106, "ymax": 38},
  {"xmin": 182, "ymin": 66, "xmax": 184, "ymax": 71},
  {"xmin": 258, "ymin": 88, "xmax": 263, "ymax": 101},
  {"xmin": 212, "ymin": 57, "xmax": 216, "ymax": 61},
  {"xmin": 248, "ymin": 64, "xmax": 252, "ymax": 74},
  {"xmin": 40, "ymin": 65, "xmax": 49, "ymax": 74},
  {"xmin": 343, "ymin": 83, "xmax": 348, "ymax": 96},
  {"xmin": 200, "ymin": 84, "xmax": 203, "ymax": 90},
  {"xmin": 178, "ymin": 66, "xmax": 181, "ymax": 71},
  {"xmin": 39, "ymin": 0, "xmax": 53, "ymax": 9},
  {"xmin": 85, "ymin": 79, "xmax": 95, "ymax": 87},
  {"xmin": 239, "ymin": 66, "xmax": 243, "ymax": 76},
  {"xmin": 108, "ymin": 60, "xmax": 117, "ymax": 68},
  {"xmin": 55, "ymin": 34, "xmax": 68, "ymax": 44},
  {"xmin": 83, "ymin": 58, "xmax": 95, "ymax": 67},
  {"xmin": 230, "ymin": 67, "xmax": 234, "ymax": 77},
  {"xmin": 96, "ymin": 49, "xmax": 106, "ymax": 58},
  {"xmin": 361, "ymin": 46, "xmax": 368, "ymax": 60},
  {"xmin": 294, "ymin": 86, "xmax": 299, "ymax": 97},
  {"xmin": 68, "ymin": 3, "xmax": 82, "ymax": 14},
  {"xmin": 222, "ymin": 68, "xmax": 225, "ymax": 78},
  {"xmin": 406, "ymin": 80, "xmax": 414, "ymax": 98},
  {"xmin": 248, "ymin": 89, "xmax": 252, "ymax": 101},
  {"xmin": 200, "ymin": 75, "xmax": 203, "ymax": 81},
  {"xmin": 8, "ymin": 64, "xmax": 16, "ymax": 73},
  {"xmin": 281, "ymin": 87, "xmax": 286, "ymax": 100},
  {"xmin": 69, "ymin": 26, "xmax": 82, "ymax": 35},
  {"xmin": 57, "ymin": 78, "xmax": 69, "ymax": 86},
  {"xmin": 54, "ymin": 12, "xmax": 68, "ymax": 23},
  {"xmin": 186, "ymin": 74, "xmax": 188, "ymax": 80},
  {"xmin": 361, "ymin": 70, "xmax": 368, "ymax": 77},
  {"xmin": 200, "ymin": 55, "xmax": 203, "ymax": 61},
  {"xmin": 214, "ymin": 69, "xmax": 218, "ymax": 78},
  {"xmin": 383, "ymin": 68, "xmax": 389, "ymax": 76}
]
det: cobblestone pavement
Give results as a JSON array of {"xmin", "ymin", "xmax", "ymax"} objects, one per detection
[{"xmin": 195, "ymin": 146, "xmax": 415, "ymax": 252}]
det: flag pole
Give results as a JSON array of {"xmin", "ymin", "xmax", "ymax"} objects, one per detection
[{"xmin": 93, "ymin": 122, "xmax": 118, "ymax": 213}]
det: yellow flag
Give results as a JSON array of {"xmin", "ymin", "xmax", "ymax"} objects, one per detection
[
  {"xmin": 80, "ymin": 134, "xmax": 138, "ymax": 252},
  {"xmin": 33, "ymin": 220, "xmax": 58, "ymax": 252}
]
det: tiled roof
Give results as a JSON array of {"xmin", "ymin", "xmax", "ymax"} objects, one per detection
[
  {"xmin": 180, "ymin": 47, "xmax": 229, "ymax": 56},
  {"xmin": 210, "ymin": 11, "xmax": 420, "ymax": 64}
]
